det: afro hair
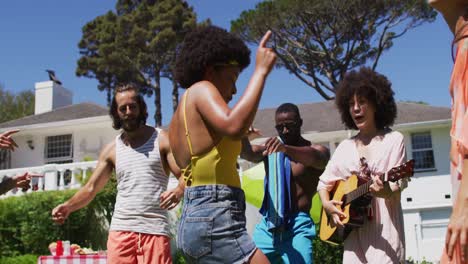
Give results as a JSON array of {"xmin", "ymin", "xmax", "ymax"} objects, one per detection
[
  {"xmin": 175, "ymin": 25, "xmax": 251, "ymax": 88},
  {"xmin": 335, "ymin": 67, "xmax": 397, "ymax": 130}
]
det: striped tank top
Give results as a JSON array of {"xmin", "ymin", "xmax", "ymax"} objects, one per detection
[{"xmin": 110, "ymin": 128, "xmax": 170, "ymax": 236}]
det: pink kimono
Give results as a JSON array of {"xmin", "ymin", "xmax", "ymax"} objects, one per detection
[
  {"xmin": 441, "ymin": 18, "xmax": 468, "ymax": 264},
  {"xmin": 318, "ymin": 130, "xmax": 407, "ymax": 264}
]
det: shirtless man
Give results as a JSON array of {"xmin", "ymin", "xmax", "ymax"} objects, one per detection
[{"xmin": 241, "ymin": 103, "xmax": 329, "ymax": 264}]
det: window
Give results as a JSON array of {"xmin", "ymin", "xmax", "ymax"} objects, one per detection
[
  {"xmin": 0, "ymin": 149, "xmax": 11, "ymax": 170},
  {"xmin": 45, "ymin": 134, "xmax": 73, "ymax": 164},
  {"xmin": 411, "ymin": 132, "xmax": 435, "ymax": 170}
]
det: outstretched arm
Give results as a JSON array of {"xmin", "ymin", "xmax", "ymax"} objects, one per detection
[
  {"xmin": 51, "ymin": 142, "xmax": 114, "ymax": 224},
  {"xmin": 282, "ymin": 144, "xmax": 329, "ymax": 169},
  {"xmin": 0, "ymin": 172, "xmax": 32, "ymax": 195},
  {"xmin": 0, "ymin": 129, "xmax": 19, "ymax": 151},
  {"xmin": 240, "ymin": 137, "xmax": 266, "ymax": 163},
  {"xmin": 263, "ymin": 137, "xmax": 330, "ymax": 169}
]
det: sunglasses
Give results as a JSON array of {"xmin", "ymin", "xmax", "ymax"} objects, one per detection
[{"xmin": 275, "ymin": 121, "xmax": 299, "ymax": 131}]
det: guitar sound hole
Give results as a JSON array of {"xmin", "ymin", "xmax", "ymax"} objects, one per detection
[{"xmin": 406, "ymin": 197, "xmax": 412, "ymax": 202}]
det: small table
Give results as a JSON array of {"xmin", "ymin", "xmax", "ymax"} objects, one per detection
[{"xmin": 37, "ymin": 255, "xmax": 107, "ymax": 264}]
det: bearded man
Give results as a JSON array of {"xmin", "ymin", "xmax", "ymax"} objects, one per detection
[{"xmin": 52, "ymin": 84, "xmax": 182, "ymax": 264}]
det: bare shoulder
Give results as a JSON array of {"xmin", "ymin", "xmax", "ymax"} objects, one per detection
[
  {"xmin": 190, "ymin": 81, "xmax": 221, "ymax": 100},
  {"xmin": 311, "ymin": 143, "xmax": 329, "ymax": 153},
  {"xmin": 192, "ymin": 80, "xmax": 217, "ymax": 92},
  {"xmin": 311, "ymin": 143, "xmax": 331, "ymax": 159}
]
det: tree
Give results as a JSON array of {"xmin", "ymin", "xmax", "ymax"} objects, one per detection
[
  {"xmin": 0, "ymin": 85, "xmax": 34, "ymax": 124},
  {"xmin": 76, "ymin": 11, "xmax": 146, "ymax": 107},
  {"xmin": 115, "ymin": 0, "xmax": 197, "ymax": 125},
  {"xmin": 231, "ymin": 0, "xmax": 437, "ymax": 100},
  {"xmin": 77, "ymin": 0, "xmax": 197, "ymax": 125}
]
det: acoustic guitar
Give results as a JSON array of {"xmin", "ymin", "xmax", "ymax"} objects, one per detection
[{"xmin": 319, "ymin": 159, "xmax": 414, "ymax": 245}]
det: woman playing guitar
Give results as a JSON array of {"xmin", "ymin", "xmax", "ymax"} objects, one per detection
[{"xmin": 317, "ymin": 67, "xmax": 407, "ymax": 263}]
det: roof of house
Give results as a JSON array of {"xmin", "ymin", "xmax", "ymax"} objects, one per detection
[
  {"xmin": 0, "ymin": 101, "xmax": 450, "ymax": 134},
  {"xmin": 0, "ymin": 102, "xmax": 109, "ymax": 129},
  {"xmin": 252, "ymin": 101, "xmax": 451, "ymax": 137}
]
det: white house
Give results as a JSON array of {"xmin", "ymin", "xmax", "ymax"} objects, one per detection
[
  {"xmin": 241, "ymin": 101, "xmax": 452, "ymax": 263},
  {"xmin": 0, "ymin": 80, "xmax": 119, "ymax": 193},
  {"xmin": 0, "ymin": 80, "xmax": 180, "ymax": 194}
]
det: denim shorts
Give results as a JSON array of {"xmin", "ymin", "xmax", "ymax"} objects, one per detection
[{"xmin": 177, "ymin": 185, "xmax": 257, "ymax": 264}]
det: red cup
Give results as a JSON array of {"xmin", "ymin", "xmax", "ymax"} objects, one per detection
[{"xmin": 56, "ymin": 240, "xmax": 63, "ymax": 256}]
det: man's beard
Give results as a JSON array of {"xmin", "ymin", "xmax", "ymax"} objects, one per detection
[{"xmin": 122, "ymin": 118, "xmax": 141, "ymax": 132}]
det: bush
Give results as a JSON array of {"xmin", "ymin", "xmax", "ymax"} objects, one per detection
[
  {"xmin": 173, "ymin": 250, "xmax": 186, "ymax": 264},
  {"xmin": 406, "ymin": 257, "xmax": 434, "ymax": 264},
  {"xmin": 0, "ymin": 254, "xmax": 38, "ymax": 264},
  {"xmin": 313, "ymin": 237, "xmax": 343, "ymax": 263},
  {"xmin": 0, "ymin": 183, "xmax": 116, "ymax": 257}
]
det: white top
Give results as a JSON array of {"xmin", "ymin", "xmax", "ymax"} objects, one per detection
[
  {"xmin": 318, "ymin": 130, "xmax": 407, "ymax": 264},
  {"xmin": 110, "ymin": 129, "xmax": 170, "ymax": 236}
]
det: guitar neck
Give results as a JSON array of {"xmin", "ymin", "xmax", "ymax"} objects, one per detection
[
  {"xmin": 343, "ymin": 160, "xmax": 414, "ymax": 206},
  {"xmin": 344, "ymin": 174, "xmax": 384, "ymax": 205}
]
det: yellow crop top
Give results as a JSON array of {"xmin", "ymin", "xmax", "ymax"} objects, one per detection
[{"xmin": 180, "ymin": 90, "xmax": 241, "ymax": 188}]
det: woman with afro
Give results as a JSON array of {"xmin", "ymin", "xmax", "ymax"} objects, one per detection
[
  {"xmin": 317, "ymin": 67, "xmax": 408, "ymax": 263},
  {"xmin": 429, "ymin": 1, "xmax": 468, "ymax": 263},
  {"xmin": 169, "ymin": 25, "xmax": 276, "ymax": 263}
]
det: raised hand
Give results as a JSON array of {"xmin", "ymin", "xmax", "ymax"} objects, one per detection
[
  {"xmin": 255, "ymin": 30, "xmax": 277, "ymax": 76},
  {"xmin": 0, "ymin": 130, "xmax": 19, "ymax": 151}
]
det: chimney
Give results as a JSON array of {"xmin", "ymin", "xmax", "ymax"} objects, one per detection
[{"xmin": 34, "ymin": 81, "xmax": 73, "ymax": 115}]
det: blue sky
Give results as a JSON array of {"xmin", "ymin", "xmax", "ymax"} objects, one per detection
[{"xmin": 0, "ymin": 1, "xmax": 454, "ymax": 126}]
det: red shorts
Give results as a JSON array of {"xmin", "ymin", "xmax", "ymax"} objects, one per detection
[{"xmin": 107, "ymin": 231, "xmax": 172, "ymax": 264}]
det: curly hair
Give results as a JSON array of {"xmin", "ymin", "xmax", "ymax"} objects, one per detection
[
  {"xmin": 335, "ymin": 67, "xmax": 397, "ymax": 130},
  {"xmin": 175, "ymin": 25, "xmax": 251, "ymax": 88},
  {"xmin": 110, "ymin": 83, "xmax": 148, "ymax": 130}
]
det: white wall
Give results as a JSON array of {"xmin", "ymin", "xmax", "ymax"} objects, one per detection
[
  {"xmin": 399, "ymin": 124, "xmax": 452, "ymax": 207},
  {"xmin": 74, "ymin": 124, "xmax": 118, "ymax": 162},
  {"xmin": 401, "ymin": 173, "xmax": 453, "ymax": 211},
  {"xmin": 403, "ymin": 207, "xmax": 452, "ymax": 262},
  {"xmin": 8, "ymin": 119, "xmax": 118, "ymax": 169},
  {"xmin": 398, "ymin": 126, "xmax": 452, "ymax": 262}
]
